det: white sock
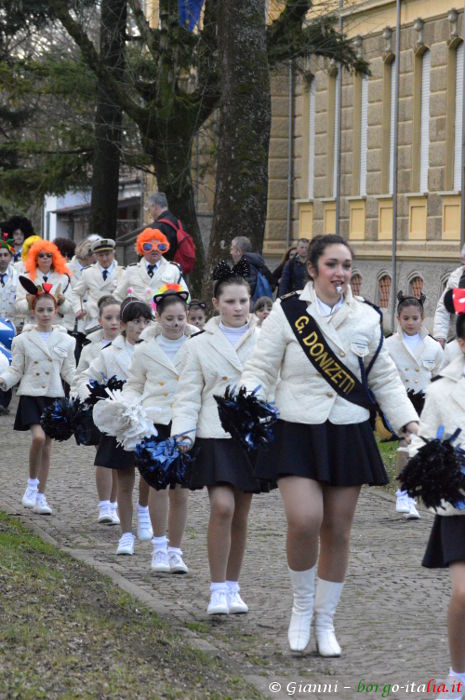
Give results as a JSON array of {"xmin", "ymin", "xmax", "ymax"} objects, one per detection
[
  {"xmin": 168, "ymin": 546, "xmax": 182, "ymax": 556},
  {"xmin": 450, "ymin": 668, "xmax": 465, "ymax": 685},
  {"xmin": 137, "ymin": 503, "xmax": 148, "ymax": 514},
  {"xmin": 27, "ymin": 478, "xmax": 39, "ymax": 488},
  {"xmin": 225, "ymin": 580, "xmax": 239, "ymax": 594},
  {"xmin": 396, "ymin": 489, "xmax": 407, "ymax": 497},
  {"xmin": 99, "ymin": 500, "xmax": 111, "ymax": 508},
  {"xmin": 210, "ymin": 581, "xmax": 228, "ymax": 593},
  {"xmin": 110, "ymin": 501, "xmax": 118, "ymax": 511},
  {"xmin": 152, "ymin": 535, "xmax": 168, "ymax": 552}
]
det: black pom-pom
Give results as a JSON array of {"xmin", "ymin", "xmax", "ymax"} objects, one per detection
[
  {"xmin": 73, "ymin": 402, "xmax": 101, "ymax": 446},
  {"xmin": 40, "ymin": 398, "xmax": 77, "ymax": 441},
  {"xmin": 399, "ymin": 428, "xmax": 465, "ymax": 509},
  {"xmin": 135, "ymin": 437, "xmax": 192, "ymax": 490},
  {"xmin": 214, "ymin": 385, "xmax": 279, "ymax": 452},
  {"xmin": 406, "ymin": 389, "xmax": 425, "ymax": 416},
  {"xmin": 85, "ymin": 376, "xmax": 126, "ymax": 406}
]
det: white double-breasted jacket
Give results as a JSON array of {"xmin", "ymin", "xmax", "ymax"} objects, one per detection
[
  {"xmin": 409, "ymin": 354, "xmax": 465, "ymax": 516},
  {"xmin": 15, "ymin": 270, "xmax": 73, "ymax": 325},
  {"xmin": 71, "ymin": 261, "xmax": 124, "ymax": 331},
  {"xmin": 240, "ymin": 283, "xmax": 418, "ymax": 435},
  {"xmin": 113, "ymin": 258, "xmax": 188, "ymax": 304},
  {"xmin": 0, "ymin": 264, "xmax": 20, "ymax": 327},
  {"xmin": 171, "ymin": 316, "xmax": 259, "ymax": 440},
  {"xmin": 0, "ymin": 325, "xmax": 75, "ymax": 396},
  {"xmin": 122, "ymin": 323, "xmax": 199, "ymax": 426},
  {"xmin": 76, "ymin": 334, "xmax": 134, "ymax": 399},
  {"xmin": 385, "ymin": 329, "xmax": 443, "ymax": 394}
]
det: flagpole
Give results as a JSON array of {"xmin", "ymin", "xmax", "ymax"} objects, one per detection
[{"xmin": 390, "ymin": 0, "xmax": 401, "ymax": 331}]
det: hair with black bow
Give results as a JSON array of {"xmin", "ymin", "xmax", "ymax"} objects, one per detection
[
  {"xmin": 212, "ymin": 259, "xmax": 250, "ymax": 298},
  {"xmin": 396, "ymin": 290, "xmax": 426, "ymax": 315}
]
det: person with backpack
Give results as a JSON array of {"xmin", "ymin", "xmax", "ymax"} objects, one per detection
[
  {"xmin": 279, "ymin": 238, "xmax": 310, "ymax": 296},
  {"xmin": 230, "ymin": 236, "xmax": 274, "ymax": 303},
  {"xmin": 147, "ymin": 192, "xmax": 196, "ymax": 275}
]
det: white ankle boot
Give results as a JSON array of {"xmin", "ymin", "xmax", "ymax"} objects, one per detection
[
  {"xmin": 314, "ymin": 578, "xmax": 343, "ymax": 657},
  {"xmin": 287, "ymin": 566, "xmax": 316, "ymax": 652}
]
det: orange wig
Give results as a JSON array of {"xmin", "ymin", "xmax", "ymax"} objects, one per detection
[
  {"xmin": 136, "ymin": 228, "xmax": 170, "ymax": 256},
  {"xmin": 25, "ymin": 239, "xmax": 71, "ymax": 280}
]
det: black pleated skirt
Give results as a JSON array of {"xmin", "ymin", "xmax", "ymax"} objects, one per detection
[
  {"xmin": 95, "ymin": 435, "xmax": 134, "ymax": 470},
  {"xmin": 254, "ymin": 419, "xmax": 388, "ymax": 487},
  {"xmin": 14, "ymin": 395, "xmax": 59, "ymax": 431},
  {"xmin": 190, "ymin": 437, "xmax": 272, "ymax": 493},
  {"xmin": 422, "ymin": 514, "xmax": 465, "ymax": 568}
]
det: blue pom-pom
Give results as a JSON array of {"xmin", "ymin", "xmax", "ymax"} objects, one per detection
[
  {"xmin": 135, "ymin": 436, "xmax": 192, "ymax": 490},
  {"xmin": 214, "ymin": 385, "xmax": 279, "ymax": 452},
  {"xmin": 40, "ymin": 398, "xmax": 79, "ymax": 441}
]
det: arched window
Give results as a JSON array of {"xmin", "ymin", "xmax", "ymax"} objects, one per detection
[
  {"xmin": 378, "ymin": 275, "xmax": 391, "ymax": 308},
  {"xmin": 409, "ymin": 276, "xmax": 424, "ymax": 298},
  {"xmin": 351, "ymin": 273, "xmax": 362, "ymax": 296}
]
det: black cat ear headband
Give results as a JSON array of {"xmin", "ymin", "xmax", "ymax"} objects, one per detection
[{"xmin": 212, "ymin": 258, "xmax": 250, "ymax": 282}]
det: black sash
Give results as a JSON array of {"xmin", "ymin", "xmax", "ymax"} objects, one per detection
[{"xmin": 281, "ymin": 294, "xmax": 377, "ymax": 412}]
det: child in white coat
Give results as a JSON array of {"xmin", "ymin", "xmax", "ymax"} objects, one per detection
[
  {"xmin": 122, "ymin": 286, "xmax": 198, "ymax": 574},
  {"xmin": 0, "ymin": 281, "xmax": 75, "ymax": 514},
  {"xmin": 386, "ymin": 292, "xmax": 443, "ymax": 519},
  {"xmin": 77, "ymin": 298, "xmax": 152, "ymax": 555},
  {"xmin": 172, "ymin": 261, "xmax": 264, "ymax": 616},
  {"xmin": 409, "ymin": 292, "xmax": 465, "ymax": 699},
  {"xmin": 73, "ymin": 295, "xmax": 121, "ymax": 525}
]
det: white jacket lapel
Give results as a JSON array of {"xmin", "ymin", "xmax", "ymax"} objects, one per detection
[
  {"xmin": 206, "ymin": 320, "xmax": 244, "ymax": 372},
  {"xmin": 29, "ymin": 328, "xmax": 53, "ymax": 358}
]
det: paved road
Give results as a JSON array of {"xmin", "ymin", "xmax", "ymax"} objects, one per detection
[{"xmin": 0, "ymin": 402, "xmax": 451, "ymax": 699}]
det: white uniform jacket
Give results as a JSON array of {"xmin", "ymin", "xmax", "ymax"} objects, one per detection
[
  {"xmin": 113, "ymin": 258, "xmax": 188, "ymax": 304},
  {"xmin": 63, "ymin": 257, "xmax": 86, "ymax": 332},
  {"xmin": 385, "ymin": 329, "xmax": 443, "ymax": 393},
  {"xmin": 70, "ymin": 329, "xmax": 106, "ymax": 395},
  {"xmin": 0, "ymin": 324, "xmax": 75, "ymax": 396},
  {"xmin": 71, "ymin": 261, "xmax": 124, "ymax": 331},
  {"xmin": 409, "ymin": 354, "xmax": 465, "ymax": 516},
  {"xmin": 444, "ymin": 339, "xmax": 462, "ymax": 365},
  {"xmin": 15, "ymin": 270, "xmax": 73, "ymax": 325},
  {"xmin": 240, "ymin": 283, "xmax": 418, "ymax": 434},
  {"xmin": 0, "ymin": 264, "xmax": 20, "ymax": 327},
  {"xmin": 433, "ymin": 265, "xmax": 464, "ymax": 341},
  {"xmin": 171, "ymin": 316, "xmax": 259, "ymax": 440},
  {"xmin": 122, "ymin": 322, "xmax": 199, "ymax": 426},
  {"xmin": 76, "ymin": 334, "xmax": 134, "ymax": 399}
]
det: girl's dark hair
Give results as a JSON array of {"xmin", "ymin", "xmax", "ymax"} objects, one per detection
[
  {"xmin": 254, "ymin": 296, "xmax": 273, "ymax": 312},
  {"xmin": 307, "ymin": 235, "xmax": 353, "ymax": 278},
  {"xmin": 98, "ymin": 295, "xmax": 120, "ymax": 313},
  {"xmin": 53, "ymin": 237, "xmax": 76, "ymax": 260},
  {"xmin": 443, "ymin": 289, "xmax": 465, "ymax": 339},
  {"xmin": 120, "ymin": 297, "xmax": 152, "ymax": 324},
  {"xmin": 188, "ymin": 299, "xmax": 206, "ymax": 311},
  {"xmin": 33, "ymin": 293, "xmax": 57, "ymax": 310},
  {"xmin": 396, "ymin": 291, "xmax": 426, "ymax": 314},
  {"xmin": 157, "ymin": 293, "xmax": 188, "ymax": 315}
]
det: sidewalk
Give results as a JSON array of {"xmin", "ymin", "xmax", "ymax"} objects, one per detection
[{"xmin": 0, "ymin": 405, "xmax": 450, "ymax": 699}]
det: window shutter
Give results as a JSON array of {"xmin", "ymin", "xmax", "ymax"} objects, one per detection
[
  {"xmin": 308, "ymin": 79, "xmax": 316, "ymax": 199},
  {"xmin": 333, "ymin": 71, "xmax": 341, "ymax": 197},
  {"xmin": 359, "ymin": 75, "xmax": 369, "ymax": 196},
  {"xmin": 454, "ymin": 42, "xmax": 464, "ymax": 191},
  {"xmin": 419, "ymin": 50, "xmax": 431, "ymax": 193}
]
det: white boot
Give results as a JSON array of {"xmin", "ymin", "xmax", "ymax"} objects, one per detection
[
  {"xmin": 287, "ymin": 565, "xmax": 316, "ymax": 652},
  {"xmin": 314, "ymin": 578, "xmax": 343, "ymax": 657}
]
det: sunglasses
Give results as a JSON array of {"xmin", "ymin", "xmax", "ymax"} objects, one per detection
[
  {"xmin": 142, "ymin": 242, "xmax": 169, "ymax": 253},
  {"xmin": 37, "ymin": 253, "xmax": 53, "ymax": 259}
]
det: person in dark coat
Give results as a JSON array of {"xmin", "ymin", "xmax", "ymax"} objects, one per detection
[
  {"xmin": 230, "ymin": 236, "xmax": 275, "ymax": 298},
  {"xmin": 147, "ymin": 192, "xmax": 178, "ymax": 261},
  {"xmin": 279, "ymin": 238, "xmax": 310, "ymax": 295}
]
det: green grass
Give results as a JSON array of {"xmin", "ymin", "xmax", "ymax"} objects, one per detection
[
  {"xmin": 377, "ymin": 437, "xmax": 400, "ymax": 494},
  {"xmin": 0, "ymin": 513, "xmax": 264, "ymax": 699}
]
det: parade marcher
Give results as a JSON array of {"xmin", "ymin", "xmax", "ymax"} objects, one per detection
[
  {"xmin": 230, "ymin": 236, "xmax": 274, "ymax": 301},
  {"xmin": 76, "ymin": 298, "xmax": 153, "ymax": 555},
  {"xmin": 146, "ymin": 192, "xmax": 178, "ymax": 261},
  {"xmin": 64, "ymin": 238, "xmax": 98, "ymax": 361},
  {"xmin": 409, "ymin": 291, "xmax": 465, "ymax": 700},
  {"xmin": 279, "ymin": 238, "xmax": 310, "ymax": 296},
  {"xmin": 240, "ymin": 234, "xmax": 419, "ymax": 655},
  {"xmin": 122, "ymin": 286, "xmax": 198, "ymax": 573},
  {"xmin": 253, "ymin": 296, "xmax": 273, "ymax": 328},
  {"xmin": 0, "ymin": 279, "xmax": 75, "ymax": 515},
  {"xmin": 386, "ymin": 292, "xmax": 443, "ymax": 520},
  {"xmin": 172, "ymin": 261, "xmax": 264, "ymax": 615},
  {"xmin": 72, "ymin": 238, "xmax": 123, "ymax": 333},
  {"xmin": 187, "ymin": 299, "xmax": 207, "ymax": 331},
  {"xmin": 271, "ymin": 245, "xmax": 297, "ymax": 293},
  {"xmin": 72, "ymin": 295, "xmax": 122, "ymax": 526},
  {"xmin": 433, "ymin": 246, "xmax": 465, "ymax": 347},
  {"xmin": 0, "ymin": 235, "xmax": 18, "ymax": 414},
  {"xmin": 13, "ymin": 235, "xmax": 42, "ymax": 276},
  {"xmin": 15, "ymin": 240, "xmax": 73, "ymax": 326},
  {"xmin": 7, "ymin": 216, "xmax": 35, "ymax": 263},
  {"xmin": 114, "ymin": 228, "xmax": 188, "ymax": 304}
]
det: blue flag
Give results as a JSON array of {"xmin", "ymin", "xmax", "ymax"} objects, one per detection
[{"xmin": 179, "ymin": 0, "xmax": 205, "ymax": 31}]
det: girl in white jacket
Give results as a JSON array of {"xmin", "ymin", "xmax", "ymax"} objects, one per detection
[
  {"xmin": 240, "ymin": 235, "xmax": 419, "ymax": 657},
  {"xmin": 409, "ymin": 295, "xmax": 465, "ymax": 699},
  {"xmin": 0, "ymin": 282, "xmax": 75, "ymax": 515},
  {"xmin": 77, "ymin": 298, "xmax": 152, "ymax": 555},
  {"xmin": 172, "ymin": 261, "xmax": 263, "ymax": 616},
  {"xmin": 386, "ymin": 291, "xmax": 443, "ymax": 519},
  {"xmin": 122, "ymin": 286, "xmax": 198, "ymax": 574},
  {"xmin": 73, "ymin": 295, "xmax": 121, "ymax": 526}
]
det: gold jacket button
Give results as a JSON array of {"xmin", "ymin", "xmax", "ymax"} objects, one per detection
[
  {"xmin": 162, "ymin": 392, "xmax": 168, "ymax": 397},
  {"xmin": 326, "ymin": 392, "xmax": 333, "ymax": 398},
  {"xmin": 222, "ymin": 376, "xmax": 228, "ymax": 381},
  {"xmin": 415, "ymin": 368, "xmax": 420, "ymax": 372},
  {"xmin": 339, "ymin": 350, "xmax": 346, "ymax": 357},
  {"xmin": 159, "ymin": 381, "xmax": 164, "ymax": 386}
]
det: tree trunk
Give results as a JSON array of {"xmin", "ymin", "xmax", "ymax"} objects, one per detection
[
  {"xmin": 89, "ymin": 0, "xmax": 126, "ymax": 239},
  {"xmin": 205, "ymin": 0, "xmax": 271, "ymax": 297}
]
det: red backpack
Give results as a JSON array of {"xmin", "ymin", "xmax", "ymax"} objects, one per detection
[{"xmin": 157, "ymin": 217, "xmax": 196, "ymax": 275}]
